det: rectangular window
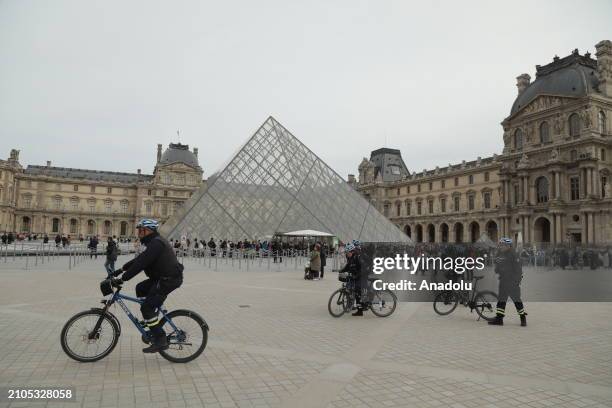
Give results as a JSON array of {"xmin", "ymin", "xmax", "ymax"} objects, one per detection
[
  {"xmin": 90, "ymin": 186, "xmax": 95, "ymax": 193},
  {"xmin": 570, "ymin": 177, "xmax": 580, "ymax": 200},
  {"xmin": 417, "ymin": 201, "xmax": 422, "ymax": 215},
  {"xmin": 161, "ymin": 203, "xmax": 168, "ymax": 216},
  {"xmin": 428, "ymin": 200, "xmax": 433, "ymax": 214},
  {"xmin": 441, "ymin": 180, "xmax": 445, "ymax": 189},
  {"xmin": 440, "ymin": 198, "xmax": 446, "ymax": 213},
  {"xmin": 417, "ymin": 184, "xmax": 421, "ymax": 193},
  {"xmin": 602, "ymin": 176, "xmax": 608, "ymax": 198},
  {"xmin": 121, "ymin": 201, "xmax": 128, "ymax": 213},
  {"xmin": 23, "ymin": 196, "xmax": 31, "ymax": 208},
  {"xmin": 484, "ymin": 192, "xmax": 491, "ymax": 209},
  {"xmin": 468, "ymin": 195, "xmax": 475, "ymax": 210},
  {"xmin": 469, "ymin": 175, "xmax": 474, "ymax": 185},
  {"xmin": 147, "ymin": 189, "xmax": 152, "ymax": 196},
  {"xmin": 54, "ymin": 197, "xmax": 61, "ymax": 210},
  {"xmin": 484, "ymin": 172, "xmax": 490, "ymax": 182},
  {"xmin": 454, "ymin": 177, "xmax": 459, "ymax": 186},
  {"xmin": 407, "ymin": 186, "xmax": 411, "ymax": 194},
  {"xmin": 71, "ymin": 199, "xmax": 78, "ymax": 210},
  {"xmin": 107, "ymin": 187, "xmax": 112, "ymax": 194},
  {"xmin": 429, "ymin": 182, "xmax": 432, "ymax": 191},
  {"xmin": 383, "ymin": 204, "xmax": 390, "ymax": 217},
  {"xmin": 73, "ymin": 185, "xmax": 78, "ymax": 192},
  {"xmin": 164, "ymin": 190, "xmax": 168, "ymax": 197},
  {"xmin": 406, "ymin": 202, "xmax": 411, "ymax": 216},
  {"xmin": 454, "ymin": 196, "xmax": 460, "ymax": 212},
  {"xmin": 396, "ymin": 203, "xmax": 401, "ymax": 217}
]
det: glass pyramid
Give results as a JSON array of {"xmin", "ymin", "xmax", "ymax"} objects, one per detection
[{"xmin": 160, "ymin": 116, "xmax": 412, "ymax": 244}]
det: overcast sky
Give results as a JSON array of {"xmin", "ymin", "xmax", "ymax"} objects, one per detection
[{"xmin": 1, "ymin": 0, "xmax": 611, "ymax": 180}]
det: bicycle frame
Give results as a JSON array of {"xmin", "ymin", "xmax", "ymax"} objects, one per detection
[{"xmin": 91, "ymin": 287, "xmax": 180, "ymax": 339}]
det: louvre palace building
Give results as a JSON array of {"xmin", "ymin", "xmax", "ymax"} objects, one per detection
[
  {"xmin": 354, "ymin": 40, "xmax": 612, "ymax": 247},
  {"xmin": 0, "ymin": 143, "xmax": 203, "ymax": 238}
]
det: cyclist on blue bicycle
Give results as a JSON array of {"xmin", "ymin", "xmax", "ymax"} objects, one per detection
[
  {"xmin": 341, "ymin": 242, "xmax": 366, "ymax": 316},
  {"xmin": 112, "ymin": 219, "xmax": 184, "ymax": 353}
]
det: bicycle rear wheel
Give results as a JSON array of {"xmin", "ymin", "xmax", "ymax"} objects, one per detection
[
  {"xmin": 370, "ymin": 289, "xmax": 397, "ymax": 317},
  {"xmin": 473, "ymin": 290, "xmax": 498, "ymax": 321},
  {"xmin": 159, "ymin": 310, "xmax": 208, "ymax": 363},
  {"xmin": 61, "ymin": 309, "xmax": 120, "ymax": 362},
  {"xmin": 433, "ymin": 291, "xmax": 459, "ymax": 316}
]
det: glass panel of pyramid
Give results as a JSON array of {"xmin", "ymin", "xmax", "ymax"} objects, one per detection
[{"xmin": 160, "ymin": 116, "xmax": 412, "ymax": 244}]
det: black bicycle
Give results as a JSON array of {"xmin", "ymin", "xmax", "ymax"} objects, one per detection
[
  {"xmin": 328, "ymin": 272, "xmax": 397, "ymax": 317},
  {"xmin": 61, "ymin": 273, "xmax": 208, "ymax": 363},
  {"xmin": 433, "ymin": 275, "xmax": 497, "ymax": 321}
]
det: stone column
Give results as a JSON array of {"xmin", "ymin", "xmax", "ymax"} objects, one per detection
[
  {"xmin": 556, "ymin": 172, "xmax": 561, "ymax": 199},
  {"xmin": 588, "ymin": 212, "xmax": 595, "ymax": 244},
  {"xmin": 581, "ymin": 213, "xmax": 588, "ymax": 244}
]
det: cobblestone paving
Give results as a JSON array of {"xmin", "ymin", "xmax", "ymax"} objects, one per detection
[{"xmin": 0, "ymin": 256, "xmax": 610, "ymax": 407}]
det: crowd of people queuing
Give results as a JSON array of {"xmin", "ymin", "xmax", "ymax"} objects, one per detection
[{"xmin": 166, "ymin": 236, "xmax": 332, "ymax": 260}]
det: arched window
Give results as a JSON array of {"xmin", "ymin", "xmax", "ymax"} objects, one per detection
[
  {"xmin": 599, "ymin": 110, "xmax": 607, "ymax": 134},
  {"xmin": 570, "ymin": 149, "xmax": 578, "ymax": 161},
  {"xmin": 145, "ymin": 201, "xmax": 152, "ymax": 214},
  {"xmin": 70, "ymin": 218, "xmax": 78, "ymax": 234},
  {"xmin": 52, "ymin": 218, "xmax": 60, "ymax": 233},
  {"xmin": 22, "ymin": 216, "xmax": 31, "ymax": 233},
  {"xmin": 514, "ymin": 129, "xmax": 523, "ymax": 150},
  {"xmin": 569, "ymin": 113, "xmax": 581, "ymax": 137},
  {"xmin": 536, "ymin": 177, "xmax": 549, "ymax": 203},
  {"xmin": 87, "ymin": 220, "xmax": 95, "ymax": 235},
  {"xmin": 120, "ymin": 221, "xmax": 128, "ymax": 236},
  {"xmin": 539, "ymin": 122, "xmax": 550, "ymax": 144},
  {"xmin": 103, "ymin": 220, "xmax": 112, "ymax": 235}
]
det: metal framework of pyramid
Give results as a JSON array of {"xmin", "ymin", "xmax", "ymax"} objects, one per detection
[{"xmin": 160, "ymin": 116, "xmax": 412, "ymax": 244}]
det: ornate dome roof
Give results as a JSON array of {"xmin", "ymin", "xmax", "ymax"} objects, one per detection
[
  {"xmin": 510, "ymin": 51, "xmax": 600, "ymax": 116},
  {"xmin": 159, "ymin": 143, "xmax": 199, "ymax": 168}
]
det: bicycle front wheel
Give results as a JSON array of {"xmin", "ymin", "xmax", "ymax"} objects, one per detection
[
  {"xmin": 159, "ymin": 310, "xmax": 208, "ymax": 363},
  {"xmin": 328, "ymin": 289, "xmax": 348, "ymax": 318},
  {"xmin": 61, "ymin": 309, "xmax": 120, "ymax": 362},
  {"xmin": 433, "ymin": 291, "xmax": 459, "ymax": 316},
  {"xmin": 370, "ymin": 289, "xmax": 397, "ymax": 317},
  {"xmin": 473, "ymin": 290, "xmax": 498, "ymax": 322}
]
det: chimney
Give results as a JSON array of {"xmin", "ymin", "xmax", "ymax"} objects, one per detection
[
  {"xmin": 595, "ymin": 40, "xmax": 612, "ymax": 96},
  {"xmin": 348, "ymin": 174, "xmax": 355, "ymax": 183},
  {"xmin": 193, "ymin": 147, "xmax": 198, "ymax": 157},
  {"xmin": 157, "ymin": 144, "xmax": 162, "ymax": 163},
  {"xmin": 516, "ymin": 73, "xmax": 531, "ymax": 95},
  {"xmin": 137, "ymin": 168, "xmax": 141, "ymax": 175},
  {"xmin": 46, "ymin": 160, "xmax": 51, "ymax": 167}
]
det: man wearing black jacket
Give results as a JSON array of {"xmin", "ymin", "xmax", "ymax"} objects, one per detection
[
  {"xmin": 113, "ymin": 219, "xmax": 184, "ymax": 353},
  {"xmin": 489, "ymin": 237, "xmax": 527, "ymax": 327}
]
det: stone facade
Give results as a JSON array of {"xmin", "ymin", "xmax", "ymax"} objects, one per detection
[
  {"xmin": 356, "ymin": 41, "xmax": 612, "ymax": 246},
  {"xmin": 0, "ymin": 143, "xmax": 204, "ymax": 238}
]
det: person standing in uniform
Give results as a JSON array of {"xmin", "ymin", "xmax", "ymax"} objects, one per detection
[{"xmin": 489, "ymin": 237, "xmax": 527, "ymax": 327}]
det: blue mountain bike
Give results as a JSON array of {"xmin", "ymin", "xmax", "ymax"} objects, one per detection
[{"xmin": 61, "ymin": 274, "xmax": 208, "ymax": 363}]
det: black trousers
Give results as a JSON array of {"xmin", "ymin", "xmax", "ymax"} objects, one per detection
[
  {"xmin": 135, "ymin": 276, "xmax": 182, "ymax": 335},
  {"xmin": 496, "ymin": 277, "xmax": 525, "ymax": 316}
]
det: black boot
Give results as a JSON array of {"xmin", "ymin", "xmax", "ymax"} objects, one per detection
[
  {"xmin": 142, "ymin": 328, "xmax": 168, "ymax": 353},
  {"xmin": 488, "ymin": 315, "xmax": 504, "ymax": 326},
  {"xmin": 520, "ymin": 313, "xmax": 527, "ymax": 327},
  {"xmin": 352, "ymin": 308, "xmax": 364, "ymax": 316}
]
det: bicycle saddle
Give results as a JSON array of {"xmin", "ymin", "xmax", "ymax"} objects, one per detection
[{"xmin": 473, "ymin": 275, "xmax": 484, "ymax": 281}]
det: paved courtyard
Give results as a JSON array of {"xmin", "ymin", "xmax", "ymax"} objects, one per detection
[{"xmin": 0, "ymin": 255, "xmax": 611, "ymax": 408}]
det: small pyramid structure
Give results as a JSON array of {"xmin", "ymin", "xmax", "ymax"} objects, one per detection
[{"xmin": 160, "ymin": 116, "xmax": 412, "ymax": 244}]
